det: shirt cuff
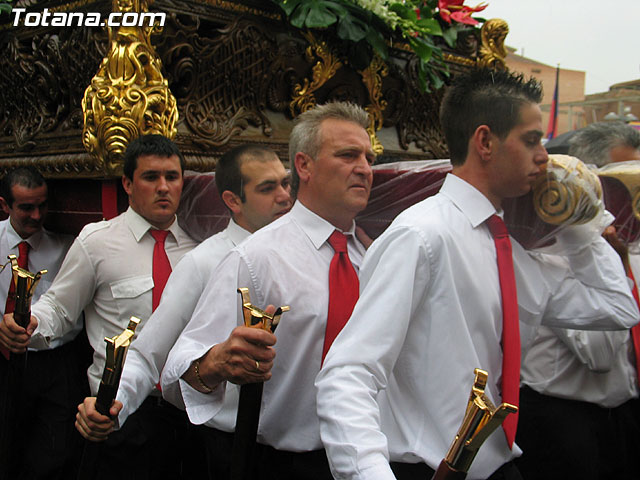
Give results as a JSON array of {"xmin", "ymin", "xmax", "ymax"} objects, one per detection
[{"xmin": 179, "ymin": 377, "xmax": 226, "ymax": 425}]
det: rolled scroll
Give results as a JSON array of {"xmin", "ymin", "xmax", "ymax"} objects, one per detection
[{"xmin": 532, "ymin": 154, "xmax": 603, "ymax": 226}]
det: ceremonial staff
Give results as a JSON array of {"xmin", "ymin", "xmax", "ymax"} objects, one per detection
[
  {"xmin": 77, "ymin": 316, "xmax": 140, "ymax": 480},
  {"xmin": 230, "ymin": 288, "xmax": 289, "ymax": 480},
  {"xmin": 0, "ymin": 255, "xmax": 47, "ymax": 480},
  {"xmin": 431, "ymin": 369, "xmax": 517, "ymax": 480},
  {"xmin": 5, "ymin": 254, "xmax": 47, "ymax": 368}
]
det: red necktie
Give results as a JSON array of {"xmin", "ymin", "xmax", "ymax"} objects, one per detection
[
  {"xmin": 487, "ymin": 215, "xmax": 521, "ymax": 448},
  {"xmin": 624, "ymin": 266, "xmax": 640, "ymax": 387},
  {"xmin": 2, "ymin": 241, "xmax": 30, "ymax": 360},
  {"xmin": 322, "ymin": 231, "xmax": 359, "ymax": 364},
  {"xmin": 150, "ymin": 230, "xmax": 171, "ymax": 312}
]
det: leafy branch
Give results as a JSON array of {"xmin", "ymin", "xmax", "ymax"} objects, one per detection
[{"xmin": 271, "ymin": 0, "xmax": 486, "ymax": 91}]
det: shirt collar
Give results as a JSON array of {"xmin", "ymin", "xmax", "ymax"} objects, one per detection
[
  {"xmin": 5, "ymin": 219, "xmax": 43, "ymax": 250},
  {"xmin": 439, "ymin": 173, "xmax": 499, "ymax": 228},
  {"xmin": 226, "ymin": 217, "xmax": 251, "ymax": 246},
  {"xmin": 124, "ymin": 207, "xmax": 182, "ymax": 244},
  {"xmin": 290, "ymin": 201, "xmax": 356, "ymax": 250}
]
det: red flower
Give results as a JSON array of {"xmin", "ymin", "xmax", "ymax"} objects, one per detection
[{"xmin": 438, "ymin": 0, "xmax": 487, "ymax": 26}]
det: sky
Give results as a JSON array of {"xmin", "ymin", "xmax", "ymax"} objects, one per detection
[{"xmin": 480, "ymin": 0, "xmax": 640, "ymax": 95}]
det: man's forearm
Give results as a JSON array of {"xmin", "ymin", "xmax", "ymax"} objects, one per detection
[{"xmin": 182, "ymin": 348, "xmax": 223, "ymax": 394}]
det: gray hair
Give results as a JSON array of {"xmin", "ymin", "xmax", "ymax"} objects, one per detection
[
  {"xmin": 289, "ymin": 102, "xmax": 370, "ymax": 196},
  {"xmin": 568, "ymin": 121, "xmax": 640, "ymax": 167}
]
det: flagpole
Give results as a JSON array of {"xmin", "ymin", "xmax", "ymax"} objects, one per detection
[{"xmin": 546, "ymin": 65, "xmax": 560, "ymax": 140}]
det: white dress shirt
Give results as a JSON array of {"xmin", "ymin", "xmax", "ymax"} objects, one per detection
[
  {"xmin": 29, "ymin": 207, "xmax": 197, "ymax": 394},
  {"xmin": 161, "ymin": 201, "xmax": 366, "ymax": 451},
  {"xmin": 116, "ymin": 218, "xmax": 250, "ymax": 426},
  {"xmin": 520, "ymin": 250, "xmax": 640, "ymax": 408},
  {"xmin": 0, "ymin": 219, "xmax": 77, "ymax": 349},
  {"xmin": 520, "ymin": 325, "xmax": 637, "ymax": 408},
  {"xmin": 315, "ymin": 174, "xmax": 639, "ymax": 480}
]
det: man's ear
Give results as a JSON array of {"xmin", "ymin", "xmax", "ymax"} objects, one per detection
[
  {"xmin": 294, "ymin": 152, "xmax": 313, "ymax": 185},
  {"xmin": 472, "ymin": 125, "xmax": 494, "ymax": 163},
  {"xmin": 0, "ymin": 196, "xmax": 9, "ymax": 215},
  {"xmin": 221, "ymin": 190, "xmax": 242, "ymax": 216},
  {"xmin": 121, "ymin": 175, "xmax": 132, "ymax": 196}
]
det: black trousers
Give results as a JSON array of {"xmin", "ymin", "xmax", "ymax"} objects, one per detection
[
  {"xmin": 202, "ymin": 427, "xmax": 332, "ymax": 480},
  {"xmin": 202, "ymin": 427, "xmax": 234, "ymax": 479},
  {"xmin": 0, "ymin": 341, "xmax": 88, "ymax": 480},
  {"xmin": 514, "ymin": 386, "xmax": 632, "ymax": 480},
  {"xmin": 77, "ymin": 396, "xmax": 208, "ymax": 480},
  {"xmin": 610, "ymin": 397, "xmax": 640, "ymax": 480},
  {"xmin": 255, "ymin": 445, "xmax": 333, "ymax": 480}
]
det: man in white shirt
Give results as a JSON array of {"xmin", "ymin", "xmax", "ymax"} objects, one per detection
[
  {"xmin": 315, "ymin": 69, "xmax": 639, "ymax": 480},
  {"xmin": 74, "ymin": 144, "xmax": 292, "ymax": 478},
  {"xmin": 0, "ymin": 135, "xmax": 198, "ymax": 479},
  {"xmin": 161, "ymin": 101, "xmax": 374, "ymax": 480},
  {"xmin": 0, "ymin": 166, "xmax": 83, "ymax": 479},
  {"xmin": 515, "ymin": 121, "xmax": 640, "ymax": 480}
]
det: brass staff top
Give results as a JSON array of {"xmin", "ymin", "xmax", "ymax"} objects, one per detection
[
  {"xmin": 6, "ymin": 254, "xmax": 47, "ymax": 291},
  {"xmin": 443, "ymin": 368, "xmax": 518, "ymax": 473},
  {"xmin": 5, "ymin": 254, "xmax": 47, "ymax": 313},
  {"xmin": 237, "ymin": 287, "xmax": 289, "ymax": 333},
  {"xmin": 102, "ymin": 316, "xmax": 141, "ymax": 386}
]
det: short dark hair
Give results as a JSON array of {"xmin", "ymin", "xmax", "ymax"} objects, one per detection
[
  {"xmin": 440, "ymin": 68, "xmax": 543, "ymax": 166},
  {"xmin": 123, "ymin": 134, "xmax": 185, "ymax": 180},
  {"xmin": 0, "ymin": 167, "xmax": 47, "ymax": 207},
  {"xmin": 215, "ymin": 144, "xmax": 279, "ymax": 203},
  {"xmin": 568, "ymin": 121, "xmax": 640, "ymax": 167}
]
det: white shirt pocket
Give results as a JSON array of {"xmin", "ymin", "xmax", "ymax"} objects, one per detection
[{"xmin": 110, "ymin": 274, "xmax": 154, "ymax": 321}]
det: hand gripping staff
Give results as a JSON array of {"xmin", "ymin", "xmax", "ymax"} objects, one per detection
[
  {"xmin": 4, "ymin": 254, "xmax": 47, "ymax": 368},
  {"xmin": 6, "ymin": 254, "xmax": 47, "ymax": 329},
  {"xmin": 230, "ymin": 288, "xmax": 289, "ymax": 480},
  {"xmin": 95, "ymin": 316, "xmax": 141, "ymax": 415},
  {"xmin": 431, "ymin": 369, "xmax": 518, "ymax": 480},
  {"xmin": 77, "ymin": 316, "xmax": 141, "ymax": 480}
]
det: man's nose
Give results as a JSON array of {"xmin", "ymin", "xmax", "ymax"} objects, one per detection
[
  {"xmin": 276, "ymin": 185, "xmax": 291, "ymax": 204},
  {"xmin": 157, "ymin": 176, "xmax": 170, "ymax": 192}
]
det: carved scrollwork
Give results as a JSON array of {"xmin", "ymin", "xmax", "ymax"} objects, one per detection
[
  {"xmin": 184, "ymin": 19, "xmax": 275, "ymax": 145},
  {"xmin": 82, "ymin": 0, "xmax": 178, "ymax": 175},
  {"xmin": 478, "ymin": 18, "xmax": 509, "ymax": 70},
  {"xmin": 155, "ymin": 15, "xmax": 278, "ymax": 149},
  {"xmin": 384, "ymin": 54, "xmax": 448, "ymax": 157},
  {"xmin": 359, "ymin": 55, "xmax": 388, "ymax": 154},
  {"xmin": 1, "ymin": 0, "xmax": 489, "ymax": 177},
  {"xmin": 289, "ymin": 31, "xmax": 343, "ymax": 117}
]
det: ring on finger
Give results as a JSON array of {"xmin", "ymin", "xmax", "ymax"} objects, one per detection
[{"xmin": 255, "ymin": 360, "xmax": 260, "ymax": 372}]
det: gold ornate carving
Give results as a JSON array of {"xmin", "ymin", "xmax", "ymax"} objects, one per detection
[
  {"xmin": 477, "ymin": 18, "xmax": 509, "ymax": 70},
  {"xmin": 289, "ymin": 31, "xmax": 343, "ymax": 117},
  {"xmin": 443, "ymin": 52, "xmax": 477, "ymax": 67},
  {"xmin": 82, "ymin": 0, "xmax": 178, "ymax": 175},
  {"xmin": 359, "ymin": 55, "xmax": 388, "ymax": 155}
]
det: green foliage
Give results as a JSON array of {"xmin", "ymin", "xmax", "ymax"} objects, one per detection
[
  {"xmin": 272, "ymin": 0, "xmax": 481, "ymax": 91},
  {"xmin": 0, "ymin": 0, "xmax": 13, "ymax": 16}
]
